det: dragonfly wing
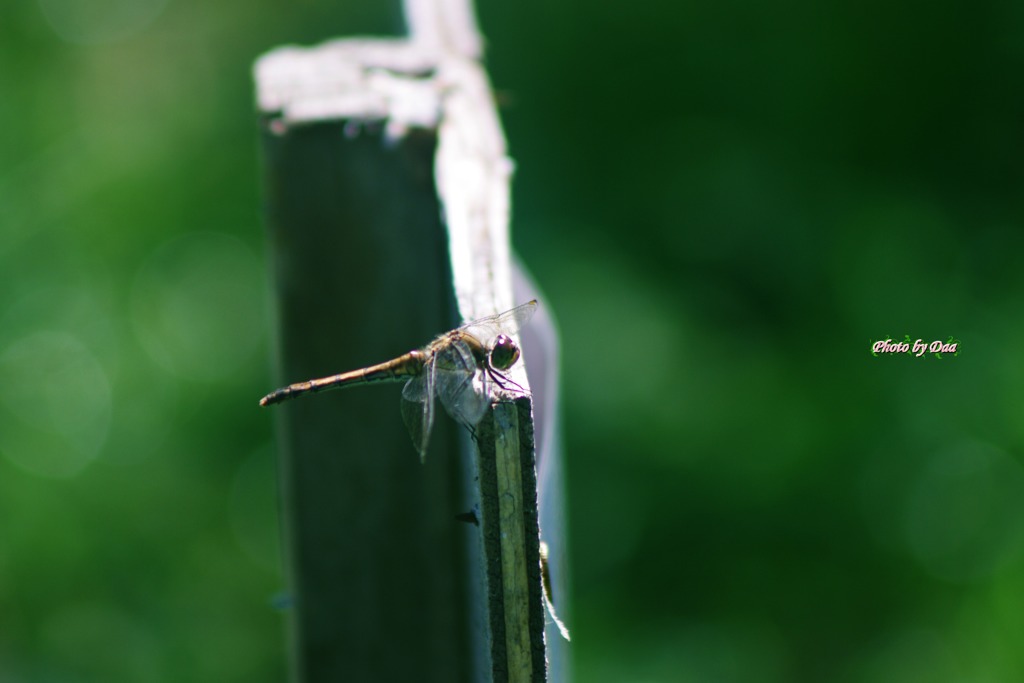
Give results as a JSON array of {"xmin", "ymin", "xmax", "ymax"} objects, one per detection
[
  {"xmin": 445, "ymin": 367, "xmax": 490, "ymax": 427},
  {"xmin": 400, "ymin": 360, "xmax": 436, "ymax": 462},
  {"xmin": 434, "ymin": 342, "xmax": 490, "ymax": 427},
  {"xmin": 401, "ymin": 372, "xmax": 428, "ymax": 402},
  {"xmin": 400, "ymin": 395, "xmax": 427, "ymax": 461},
  {"xmin": 459, "ymin": 300, "xmax": 538, "ymax": 346}
]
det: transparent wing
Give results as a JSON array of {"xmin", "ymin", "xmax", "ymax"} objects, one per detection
[
  {"xmin": 459, "ymin": 300, "xmax": 538, "ymax": 346},
  {"xmin": 433, "ymin": 340, "xmax": 489, "ymax": 427},
  {"xmin": 400, "ymin": 358, "xmax": 436, "ymax": 462},
  {"xmin": 401, "ymin": 372, "xmax": 428, "ymax": 403},
  {"xmin": 444, "ymin": 364, "xmax": 491, "ymax": 427}
]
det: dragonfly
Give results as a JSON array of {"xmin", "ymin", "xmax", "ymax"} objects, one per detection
[{"xmin": 259, "ymin": 300, "xmax": 538, "ymax": 461}]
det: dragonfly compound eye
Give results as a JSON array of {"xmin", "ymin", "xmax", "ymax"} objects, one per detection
[{"xmin": 488, "ymin": 334, "xmax": 520, "ymax": 371}]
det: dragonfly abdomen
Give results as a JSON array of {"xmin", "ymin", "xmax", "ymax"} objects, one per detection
[{"xmin": 259, "ymin": 351, "xmax": 425, "ymax": 406}]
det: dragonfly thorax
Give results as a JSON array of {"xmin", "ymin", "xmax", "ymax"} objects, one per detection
[{"xmin": 488, "ymin": 334, "xmax": 520, "ymax": 371}]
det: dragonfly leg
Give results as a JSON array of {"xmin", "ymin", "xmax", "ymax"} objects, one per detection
[{"xmin": 487, "ymin": 368, "xmax": 528, "ymax": 394}]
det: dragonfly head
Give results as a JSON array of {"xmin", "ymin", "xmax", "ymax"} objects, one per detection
[{"xmin": 488, "ymin": 334, "xmax": 520, "ymax": 371}]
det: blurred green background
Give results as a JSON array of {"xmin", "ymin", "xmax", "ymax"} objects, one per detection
[{"xmin": 3, "ymin": 0, "xmax": 1024, "ymax": 681}]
